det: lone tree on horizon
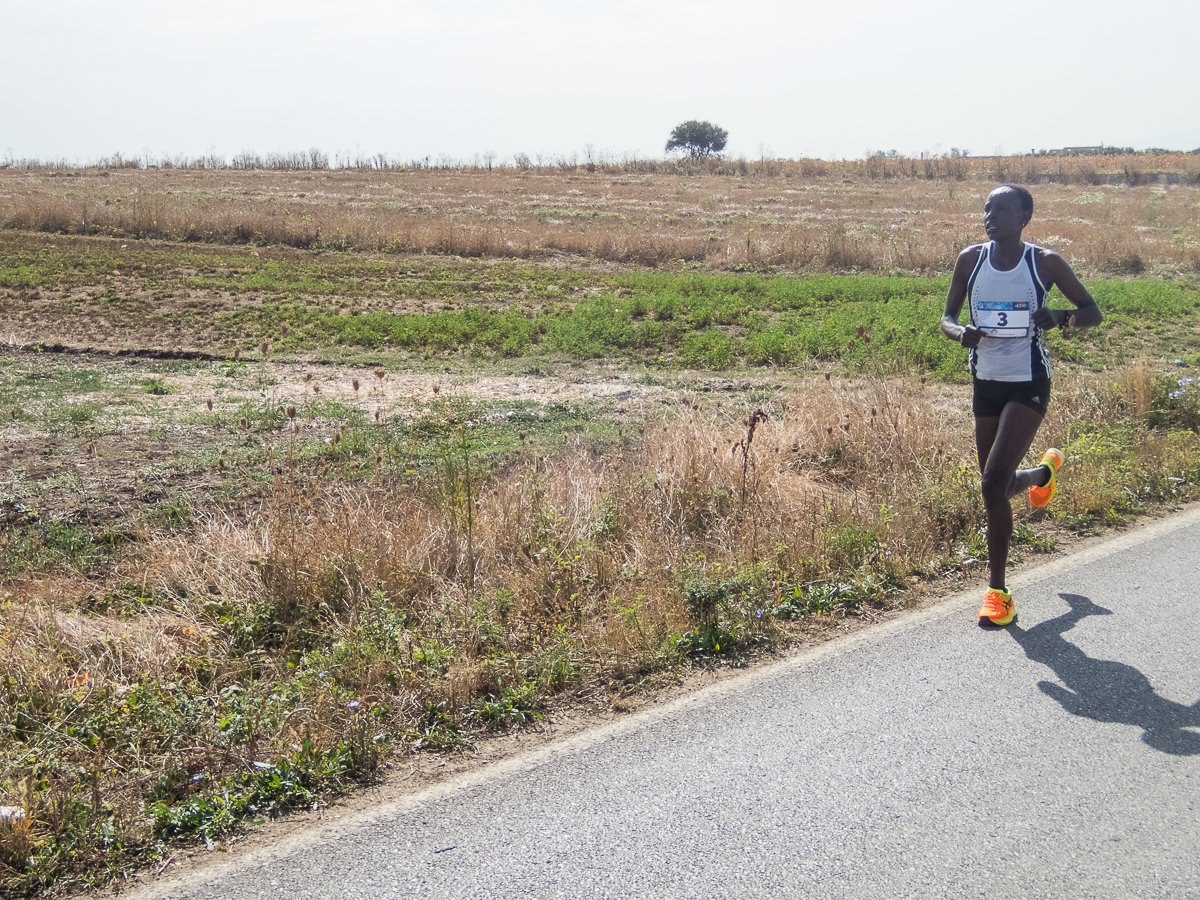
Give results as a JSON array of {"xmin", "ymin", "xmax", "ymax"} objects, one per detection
[{"xmin": 666, "ymin": 120, "xmax": 728, "ymax": 159}]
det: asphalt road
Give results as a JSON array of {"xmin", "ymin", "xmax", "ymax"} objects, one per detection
[{"xmin": 128, "ymin": 508, "xmax": 1200, "ymax": 900}]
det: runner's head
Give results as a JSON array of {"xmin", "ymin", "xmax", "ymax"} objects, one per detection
[
  {"xmin": 995, "ymin": 184, "xmax": 1033, "ymax": 217},
  {"xmin": 984, "ymin": 185, "xmax": 1033, "ymax": 240}
]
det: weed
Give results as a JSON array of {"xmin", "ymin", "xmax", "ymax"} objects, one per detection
[
  {"xmin": 145, "ymin": 497, "xmax": 193, "ymax": 531},
  {"xmin": 682, "ymin": 576, "xmax": 735, "ymax": 626},
  {"xmin": 1148, "ymin": 374, "xmax": 1200, "ymax": 431},
  {"xmin": 44, "ymin": 401, "xmax": 104, "ymax": 436},
  {"xmin": 467, "ymin": 682, "xmax": 543, "ymax": 731},
  {"xmin": 1011, "ymin": 524, "xmax": 1056, "ymax": 552},
  {"xmin": 140, "ymin": 377, "xmax": 175, "ymax": 395},
  {"xmin": 1, "ymin": 520, "xmax": 103, "ymax": 573},
  {"xmin": 670, "ymin": 621, "xmax": 739, "ymax": 658},
  {"xmin": 774, "ymin": 576, "xmax": 897, "ymax": 619},
  {"xmin": 525, "ymin": 625, "xmax": 581, "ymax": 692},
  {"xmin": 403, "ymin": 702, "xmax": 469, "ymax": 752},
  {"xmin": 822, "ymin": 516, "xmax": 880, "ymax": 574},
  {"xmin": 149, "ymin": 739, "xmax": 351, "ymax": 850}
]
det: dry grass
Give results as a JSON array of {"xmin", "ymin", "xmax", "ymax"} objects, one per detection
[
  {"xmin": 2, "ymin": 154, "xmax": 1198, "ymax": 277},
  {"xmin": 0, "ymin": 367, "xmax": 1166, "ymax": 721},
  {"xmin": 4, "ymin": 357, "xmax": 1200, "ymax": 894}
]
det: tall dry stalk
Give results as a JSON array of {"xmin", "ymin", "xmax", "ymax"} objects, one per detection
[{"xmin": 3, "ymin": 160, "xmax": 1197, "ymax": 275}]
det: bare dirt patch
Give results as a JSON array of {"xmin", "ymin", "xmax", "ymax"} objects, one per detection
[{"xmin": 0, "ymin": 345, "xmax": 766, "ymax": 531}]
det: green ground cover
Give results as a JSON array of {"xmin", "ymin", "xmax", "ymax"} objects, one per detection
[{"xmin": 4, "ymin": 233, "xmax": 1197, "ymax": 377}]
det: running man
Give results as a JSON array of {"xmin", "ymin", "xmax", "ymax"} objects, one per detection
[{"xmin": 940, "ymin": 184, "xmax": 1102, "ymax": 625}]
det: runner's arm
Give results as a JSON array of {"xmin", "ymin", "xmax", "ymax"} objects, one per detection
[
  {"xmin": 1032, "ymin": 250, "xmax": 1103, "ymax": 329},
  {"xmin": 941, "ymin": 247, "xmax": 985, "ymax": 348}
]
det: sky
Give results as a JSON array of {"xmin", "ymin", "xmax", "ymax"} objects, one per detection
[{"xmin": 3, "ymin": 0, "xmax": 1198, "ymax": 165}]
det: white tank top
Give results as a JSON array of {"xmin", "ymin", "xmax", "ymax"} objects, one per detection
[{"xmin": 966, "ymin": 242, "xmax": 1052, "ymax": 382}]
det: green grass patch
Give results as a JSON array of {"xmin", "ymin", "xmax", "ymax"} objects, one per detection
[
  {"xmin": 4, "ymin": 231, "xmax": 1196, "ymax": 379},
  {"xmin": 200, "ymin": 268, "xmax": 1199, "ymax": 378}
]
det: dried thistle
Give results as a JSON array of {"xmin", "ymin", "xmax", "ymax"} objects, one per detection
[
  {"xmin": 352, "ymin": 378, "xmax": 360, "ymax": 393},
  {"xmin": 260, "ymin": 340, "xmax": 269, "ymax": 355},
  {"xmin": 206, "ymin": 398, "xmax": 213, "ymax": 412},
  {"xmin": 286, "ymin": 405, "xmax": 297, "ymax": 419}
]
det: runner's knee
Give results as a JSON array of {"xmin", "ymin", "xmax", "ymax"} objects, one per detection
[{"xmin": 981, "ymin": 469, "xmax": 1013, "ymax": 504}]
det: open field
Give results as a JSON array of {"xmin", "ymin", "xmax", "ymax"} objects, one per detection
[
  {"xmin": 2, "ymin": 160, "xmax": 1200, "ymax": 896},
  {"xmin": 3, "ymin": 153, "xmax": 1199, "ymax": 278}
]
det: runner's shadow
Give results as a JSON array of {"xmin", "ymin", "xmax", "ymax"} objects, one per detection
[{"xmin": 1008, "ymin": 593, "xmax": 1200, "ymax": 755}]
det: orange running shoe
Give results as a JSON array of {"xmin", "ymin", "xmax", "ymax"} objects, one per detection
[
  {"xmin": 978, "ymin": 587, "xmax": 1016, "ymax": 626},
  {"xmin": 1029, "ymin": 447, "xmax": 1064, "ymax": 509}
]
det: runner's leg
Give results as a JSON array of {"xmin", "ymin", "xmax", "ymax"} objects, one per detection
[
  {"xmin": 977, "ymin": 402, "xmax": 1045, "ymax": 590},
  {"xmin": 975, "ymin": 415, "xmax": 1000, "ymax": 473}
]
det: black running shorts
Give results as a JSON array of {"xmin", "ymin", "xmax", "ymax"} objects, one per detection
[{"xmin": 972, "ymin": 377, "xmax": 1051, "ymax": 418}]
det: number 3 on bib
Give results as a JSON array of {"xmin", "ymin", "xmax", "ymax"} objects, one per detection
[{"xmin": 976, "ymin": 301, "xmax": 1033, "ymax": 338}]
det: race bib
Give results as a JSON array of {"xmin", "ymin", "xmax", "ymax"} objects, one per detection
[{"xmin": 976, "ymin": 301, "xmax": 1032, "ymax": 338}]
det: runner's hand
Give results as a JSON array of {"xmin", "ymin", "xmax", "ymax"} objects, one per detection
[
  {"xmin": 959, "ymin": 325, "xmax": 985, "ymax": 348},
  {"xmin": 1033, "ymin": 308, "xmax": 1074, "ymax": 329}
]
